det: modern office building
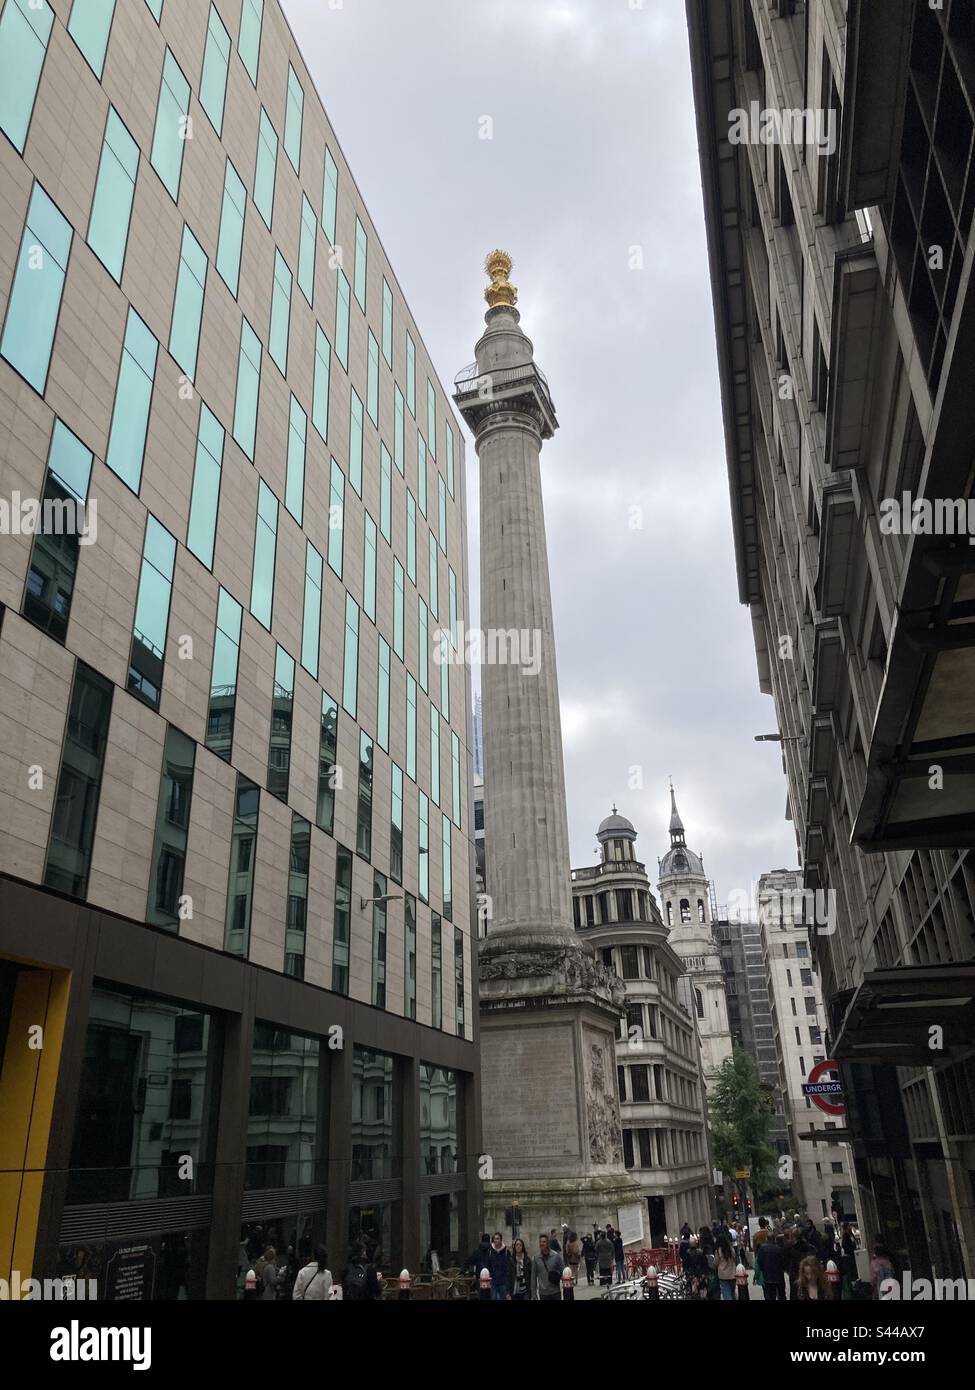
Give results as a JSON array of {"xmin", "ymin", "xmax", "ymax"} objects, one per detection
[
  {"xmin": 656, "ymin": 788, "xmax": 734, "ymax": 1093},
  {"xmin": 759, "ymin": 871, "xmax": 856, "ymax": 1221},
  {"xmin": 0, "ymin": 0, "xmax": 478, "ymax": 1298},
  {"xmin": 572, "ymin": 811, "xmax": 712, "ymax": 1239},
  {"xmin": 688, "ymin": 0, "xmax": 975, "ymax": 1275}
]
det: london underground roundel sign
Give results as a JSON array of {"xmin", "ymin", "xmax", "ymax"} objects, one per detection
[{"xmin": 801, "ymin": 1059, "xmax": 845, "ymax": 1116}]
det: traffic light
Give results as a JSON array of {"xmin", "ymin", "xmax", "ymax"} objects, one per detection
[
  {"xmin": 732, "ymin": 1191, "xmax": 740, "ymax": 1208},
  {"xmin": 747, "ymin": 1198, "xmax": 753, "ymax": 1213}
]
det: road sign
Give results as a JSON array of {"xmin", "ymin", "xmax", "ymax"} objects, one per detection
[{"xmin": 801, "ymin": 1059, "xmax": 846, "ymax": 1115}]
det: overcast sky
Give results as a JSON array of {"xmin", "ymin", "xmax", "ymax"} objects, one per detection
[{"xmin": 284, "ymin": 0, "xmax": 798, "ymax": 906}]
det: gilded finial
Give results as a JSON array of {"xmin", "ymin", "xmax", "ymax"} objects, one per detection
[{"xmin": 484, "ymin": 249, "xmax": 518, "ymax": 309}]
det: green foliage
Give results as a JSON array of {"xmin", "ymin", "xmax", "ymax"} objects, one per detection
[{"xmin": 709, "ymin": 1048, "xmax": 776, "ymax": 1191}]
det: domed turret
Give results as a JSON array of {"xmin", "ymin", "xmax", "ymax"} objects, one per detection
[{"xmin": 597, "ymin": 805, "xmax": 637, "ymax": 864}]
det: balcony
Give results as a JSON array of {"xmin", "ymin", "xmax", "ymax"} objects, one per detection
[{"xmin": 453, "ymin": 359, "xmax": 558, "ymax": 439}]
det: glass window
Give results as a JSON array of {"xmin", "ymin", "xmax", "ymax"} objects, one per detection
[
  {"xmin": 406, "ymin": 674, "xmax": 416, "ymax": 780},
  {"xmin": 0, "ymin": 0, "xmax": 54, "ymax": 153},
  {"xmin": 144, "ymin": 0, "xmax": 163, "ymax": 19},
  {"xmin": 284, "ymin": 63, "xmax": 303, "ymax": 172},
  {"xmin": 332, "ymin": 844, "xmax": 352, "ymax": 994},
  {"xmin": 442, "ymin": 815, "xmax": 452, "ymax": 921},
  {"xmin": 363, "ymin": 512, "xmax": 377, "ymax": 622},
  {"xmin": 406, "ymin": 491, "xmax": 417, "ymax": 584},
  {"xmin": 348, "ymin": 387, "xmax": 363, "ymax": 495},
  {"xmin": 298, "ymin": 193, "xmax": 316, "ymax": 305},
  {"xmin": 417, "ymin": 433, "xmax": 427, "ymax": 516},
  {"xmin": 151, "ymin": 50, "xmax": 190, "ymax": 202},
  {"xmin": 445, "ymin": 422, "xmax": 455, "ymax": 497},
  {"xmin": 354, "ymin": 216, "xmax": 367, "ymax": 311},
  {"xmin": 351, "ymin": 1047, "xmax": 398, "ymax": 1183},
  {"xmin": 406, "ymin": 331, "xmax": 416, "ymax": 415},
  {"xmin": 224, "ymin": 775, "xmax": 260, "ymax": 956},
  {"xmin": 313, "ymin": 326, "xmax": 331, "ymax": 441},
  {"xmin": 431, "ymin": 914, "xmax": 442, "ymax": 1028},
  {"xmin": 285, "ymin": 814, "xmax": 310, "ymax": 978},
  {"xmin": 285, "ymin": 393, "xmax": 306, "ymax": 523},
  {"xmin": 430, "ymin": 706, "xmax": 440, "ymax": 805},
  {"xmin": 216, "ymin": 157, "xmax": 246, "ymax": 297},
  {"xmin": 253, "ymin": 108, "xmax": 277, "ymax": 230},
  {"xmin": 238, "ymin": 0, "xmax": 263, "ymax": 84},
  {"xmin": 87, "ymin": 107, "xmax": 139, "ymax": 284},
  {"xmin": 371, "ymin": 870, "xmax": 386, "ymax": 1007},
  {"xmin": 327, "ymin": 458, "xmax": 344, "ymax": 578},
  {"xmin": 321, "ymin": 146, "xmax": 338, "ymax": 244},
  {"xmin": 438, "ymin": 477, "xmax": 447, "ymax": 554},
  {"xmin": 377, "ymin": 635, "xmax": 390, "ymax": 752},
  {"xmin": 269, "ymin": 249, "xmax": 292, "ymax": 375},
  {"xmin": 403, "ymin": 891, "xmax": 415, "ymax": 1014},
  {"xmin": 380, "ymin": 442, "xmax": 392, "ymax": 544},
  {"xmin": 418, "ymin": 599, "xmax": 428, "ymax": 692},
  {"xmin": 1, "ymin": 182, "xmax": 73, "ymax": 395},
  {"xmin": 186, "ymin": 402, "xmax": 224, "ymax": 568},
  {"xmin": 391, "ymin": 765, "xmax": 404, "ymax": 886},
  {"xmin": 128, "ymin": 515, "xmax": 176, "ymax": 710},
  {"xmin": 22, "ymin": 418, "xmax": 93, "ymax": 643},
  {"xmin": 453, "ymin": 926, "xmax": 463, "ymax": 1031},
  {"xmin": 207, "ymin": 588, "xmax": 241, "ymax": 762},
  {"xmin": 301, "ymin": 541, "xmax": 323, "ymax": 677},
  {"xmin": 451, "ymin": 732, "xmax": 461, "ymax": 828},
  {"xmin": 382, "ymin": 278, "xmax": 393, "ymax": 366},
  {"xmin": 44, "ymin": 662, "xmax": 113, "ymax": 898},
  {"xmin": 394, "ymin": 384, "xmax": 404, "ymax": 474},
  {"xmin": 317, "ymin": 692, "xmax": 338, "ymax": 834},
  {"xmin": 367, "ymin": 330, "xmax": 379, "ymax": 425},
  {"xmin": 428, "ymin": 531, "xmax": 439, "ymax": 618},
  {"xmin": 233, "ymin": 316, "xmax": 261, "ymax": 460},
  {"xmin": 199, "ymin": 2, "xmax": 231, "ymax": 135},
  {"xmin": 68, "ymin": 0, "xmax": 115, "ymax": 80},
  {"xmin": 357, "ymin": 732, "xmax": 373, "ymax": 860},
  {"xmin": 418, "ymin": 790, "xmax": 429, "ymax": 902},
  {"xmin": 250, "ymin": 479, "xmax": 278, "ymax": 629},
  {"xmin": 342, "ymin": 593, "xmax": 359, "ymax": 717},
  {"xmin": 147, "ymin": 725, "xmax": 196, "ymax": 930},
  {"xmin": 105, "ymin": 307, "xmax": 157, "ymax": 492},
  {"xmin": 267, "ymin": 644, "xmax": 295, "ymax": 802},
  {"xmin": 448, "ymin": 568, "xmax": 458, "ymax": 648},
  {"xmin": 335, "ymin": 270, "xmax": 350, "ymax": 369},
  {"xmin": 393, "ymin": 558, "xmax": 404, "ymax": 659},
  {"xmin": 169, "ymin": 224, "xmax": 207, "ymax": 383},
  {"xmin": 420, "ymin": 1064, "xmax": 459, "ymax": 1171},
  {"xmin": 427, "ymin": 381, "xmax": 437, "ymax": 460}
]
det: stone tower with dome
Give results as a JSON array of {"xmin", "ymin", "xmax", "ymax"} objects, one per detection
[{"xmin": 656, "ymin": 786, "xmax": 734, "ymax": 1093}]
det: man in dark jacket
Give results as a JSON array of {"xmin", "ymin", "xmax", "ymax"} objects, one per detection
[
  {"xmin": 612, "ymin": 1231, "xmax": 626, "ymax": 1283},
  {"xmin": 681, "ymin": 1236, "xmax": 709, "ymax": 1297},
  {"xmin": 595, "ymin": 1232, "xmax": 615, "ymax": 1287},
  {"xmin": 343, "ymin": 1245, "xmax": 383, "ymax": 1300},
  {"xmin": 530, "ymin": 1233, "xmax": 564, "ymax": 1301},
  {"xmin": 486, "ymin": 1233, "xmax": 512, "ymax": 1301},
  {"xmin": 757, "ymin": 1235, "xmax": 787, "ymax": 1301}
]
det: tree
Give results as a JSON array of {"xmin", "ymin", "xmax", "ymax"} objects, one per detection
[{"xmin": 709, "ymin": 1048, "xmax": 777, "ymax": 1214}]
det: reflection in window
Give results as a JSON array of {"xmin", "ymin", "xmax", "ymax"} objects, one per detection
[
  {"xmin": 404, "ymin": 893, "xmax": 416, "ymax": 1019},
  {"xmin": 267, "ymin": 645, "xmax": 294, "ymax": 803},
  {"xmin": 247, "ymin": 1023, "xmax": 322, "ymax": 1189},
  {"xmin": 206, "ymin": 588, "xmax": 241, "ymax": 763},
  {"xmin": 317, "ymin": 692, "xmax": 338, "ymax": 833},
  {"xmin": 356, "ymin": 731, "xmax": 373, "ymax": 859},
  {"xmin": 332, "ymin": 845, "xmax": 352, "ymax": 995},
  {"xmin": 419, "ymin": 1064, "xmax": 459, "ymax": 1175},
  {"xmin": 224, "ymin": 776, "xmax": 259, "ymax": 956},
  {"xmin": 351, "ymin": 1046, "xmax": 397, "ymax": 1181},
  {"xmin": 372, "ymin": 870, "xmax": 387, "ymax": 1008},
  {"xmin": 147, "ymin": 725, "xmax": 195, "ymax": 930},
  {"xmin": 431, "ymin": 914, "xmax": 442, "ymax": 1029},
  {"xmin": 454, "ymin": 926, "xmax": 464, "ymax": 1035},
  {"xmin": 44, "ymin": 662, "xmax": 113, "ymax": 898},
  {"xmin": 128, "ymin": 515, "xmax": 176, "ymax": 710},
  {"xmin": 23, "ymin": 420, "xmax": 93, "ymax": 643},
  {"xmin": 285, "ymin": 814, "xmax": 310, "ymax": 979},
  {"xmin": 390, "ymin": 763, "xmax": 403, "ymax": 884}
]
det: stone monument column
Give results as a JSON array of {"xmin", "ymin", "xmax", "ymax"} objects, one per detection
[{"xmin": 454, "ymin": 253, "xmax": 640, "ymax": 1242}]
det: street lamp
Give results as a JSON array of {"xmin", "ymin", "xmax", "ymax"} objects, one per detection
[
  {"xmin": 360, "ymin": 893, "xmax": 404, "ymax": 910},
  {"xmin": 754, "ymin": 734, "xmax": 802, "ymax": 743}
]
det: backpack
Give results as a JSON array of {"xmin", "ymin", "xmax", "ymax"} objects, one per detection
[{"xmin": 345, "ymin": 1263, "xmax": 369, "ymax": 1300}]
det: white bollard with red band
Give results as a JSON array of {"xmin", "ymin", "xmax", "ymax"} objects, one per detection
[
  {"xmin": 399, "ymin": 1268, "xmax": 412, "ymax": 1300},
  {"xmin": 736, "ymin": 1262, "xmax": 750, "ymax": 1301},
  {"xmin": 561, "ymin": 1265, "xmax": 575, "ymax": 1301},
  {"xmin": 479, "ymin": 1266, "xmax": 492, "ymax": 1299},
  {"xmin": 645, "ymin": 1265, "xmax": 659, "ymax": 1300},
  {"xmin": 826, "ymin": 1259, "xmax": 840, "ymax": 1297}
]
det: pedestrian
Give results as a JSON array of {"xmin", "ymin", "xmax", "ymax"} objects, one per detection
[
  {"xmin": 530, "ymin": 1233, "xmax": 565, "ymax": 1301},
  {"xmin": 868, "ymin": 1241, "xmax": 897, "ymax": 1299},
  {"xmin": 343, "ymin": 1244, "xmax": 383, "ymax": 1300},
  {"xmin": 487, "ymin": 1232, "xmax": 512, "ymax": 1301},
  {"xmin": 510, "ymin": 1238, "xmax": 531, "ymax": 1300},
  {"xmin": 255, "ymin": 1246, "xmax": 278, "ymax": 1300},
  {"xmin": 292, "ymin": 1246, "xmax": 333, "ymax": 1301},
  {"xmin": 757, "ymin": 1234, "xmax": 787, "ymax": 1301},
  {"xmin": 796, "ymin": 1255, "xmax": 829, "ymax": 1300},
  {"xmin": 612, "ymin": 1229, "xmax": 626, "ymax": 1284},
  {"xmin": 698, "ymin": 1225, "xmax": 715, "ymax": 1256},
  {"xmin": 681, "ymin": 1235, "xmax": 708, "ymax": 1299},
  {"xmin": 565, "ymin": 1229, "xmax": 582, "ymax": 1283},
  {"xmin": 715, "ymin": 1237, "xmax": 737, "ymax": 1301},
  {"xmin": 595, "ymin": 1230, "xmax": 615, "ymax": 1288},
  {"xmin": 840, "ymin": 1222, "xmax": 858, "ymax": 1298},
  {"xmin": 581, "ymin": 1234, "xmax": 596, "ymax": 1285}
]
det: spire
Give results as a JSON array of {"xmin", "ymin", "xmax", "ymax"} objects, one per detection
[{"xmin": 669, "ymin": 782, "xmax": 686, "ymax": 846}]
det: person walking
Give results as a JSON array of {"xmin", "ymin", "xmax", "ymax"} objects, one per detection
[
  {"xmin": 293, "ymin": 1247, "xmax": 333, "ymax": 1301},
  {"xmin": 487, "ymin": 1232, "xmax": 512, "ymax": 1301},
  {"xmin": 581, "ymin": 1234, "xmax": 596, "ymax": 1286},
  {"xmin": 255, "ymin": 1246, "xmax": 278, "ymax": 1300},
  {"xmin": 343, "ymin": 1245, "xmax": 383, "ymax": 1300},
  {"xmin": 796, "ymin": 1255, "xmax": 829, "ymax": 1301},
  {"xmin": 548, "ymin": 1228, "xmax": 562, "ymax": 1253},
  {"xmin": 565, "ymin": 1230, "xmax": 582, "ymax": 1284},
  {"xmin": 530, "ymin": 1233, "xmax": 564, "ymax": 1301},
  {"xmin": 715, "ymin": 1237, "xmax": 737, "ymax": 1301},
  {"xmin": 612, "ymin": 1229, "xmax": 626, "ymax": 1284},
  {"xmin": 681, "ymin": 1235, "xmax": 708, "ymax": 1299},
  {"xmin": 510, "ymin": 1238, "xmax": 531, "ymax": 1301},
  {"xmin": 757, "ymin": 1234, "xmax": 787, "ymax": 1301},
  {"xmin": 595, "ymin": 1231, "xmax": 615, "ymax": 1288},
  {"xmin": 869, "ymin": 1241, "xmax": 897, "ymax": 1299}
]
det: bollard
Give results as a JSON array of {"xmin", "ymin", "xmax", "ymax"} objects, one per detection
[
  {"xmin": 399, "ymin": 1268, "xmax": 412, "ymax": 1300},
  {"xmin": 645, "ymin": 1265, "xmax": 659, "ymax": 1301},
  {"xmin": 242, "ymin": 1268, "xmax": 258, "ymax": 1300},
  {"xmin": 479, "ymin": 1267, "xmax": 492, "ymax": 1301},
  {"xmin": 826, "ymin": 1260, "xmax": 840, "ymax": 1299},
  {"xmin": 561, "ymin": 1265, "xmax": 575, "ymax": 1301},
  {"xmin": 736, "ymin": 1262, "xmax": 750, "ymax": 1301}
]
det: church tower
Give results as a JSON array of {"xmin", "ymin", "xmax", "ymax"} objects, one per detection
[{"xmin": 656, "ymin": 786, "xmax": 733, "ymax": 1092}]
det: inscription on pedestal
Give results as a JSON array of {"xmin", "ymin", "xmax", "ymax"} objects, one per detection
[{"xmin": 480, "ymin": 1024, "xmax": 581, "ymax": 1170}]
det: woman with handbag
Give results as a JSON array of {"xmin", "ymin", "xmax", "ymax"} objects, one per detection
[{"xmin": 292, "ymin": 1246, "xmax": 333, "ymax": 1300}]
